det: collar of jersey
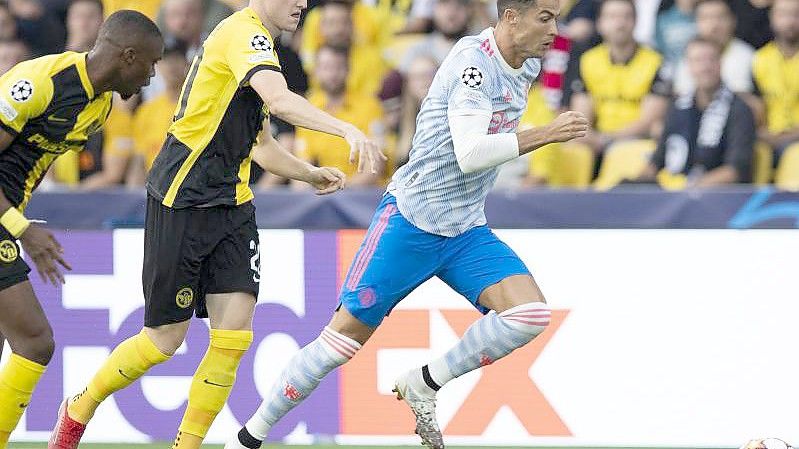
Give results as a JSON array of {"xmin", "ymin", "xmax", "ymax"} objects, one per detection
[
  {"xmin": 76, "ymin": 52, "xmax": 96, "ymax": 98},
  {"xmin": 242, "ymin": 6, "xmax": 271, "ymax": 37},
  {"xmin": 486, "ymin": 27, "xmax": 523, "ymax": 76}
]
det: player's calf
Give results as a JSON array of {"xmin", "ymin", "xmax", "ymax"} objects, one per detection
[
  {"xmin": 227, "ymin": 326, "xmax": 362, "ymax": 449},
  {"xmin": 394, "ymin": 302, "xmax": 550, "ymax": 449},
  {"xmin": 424, "ymin": 301, "xmax": 551, "ymax": 390}
]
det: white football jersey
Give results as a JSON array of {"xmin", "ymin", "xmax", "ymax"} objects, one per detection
[{"xmin": 388, "ymin": 28, "xmax": 541, "ymax": 237}]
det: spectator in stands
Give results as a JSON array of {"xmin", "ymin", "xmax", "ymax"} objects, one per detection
[
  {"xmin": 9, "ymin": 0, "xmax": 66, "ymax": 55},
  {"xmin": 0, "ymin": 4, "xmax": 19, "ymax": 41},
  {"xmin": 570, "ymin": 0, "xmax": 670, "ymax": 156},
  {"xmin": 731, "ymin": 0, "xmax": 773, "ymax": 48},
  {"xmin": 638, "ymin": 37, "xmax": 755, "ymax": 186},
  {"xmin": 396, "ymin": 54, "xmax": 438, "ymax": 167},
  {"xmin": 672, "ymin": 0, "xmax": 755, "ymax": 96},
  {"xmin": 654, "ymin": 0, "xmax": 696, "ymax": 70},
  {"xmin": 400, "ymin": 0, "xmax": 473, "ymax": 71},
  {"xmin": 305, "ymin": 0, "xmax": 386, "ymax": 98},
  {"xmin": 563, "ymin": 0, "xmax": 600, "ymax": 45},
  {"xmin": 296, "ymin": 45, "xmax": 386, "ymax": 186},
  {"xmin": 752, "ymin": 0, "xmax": 799, "ymax": 162},
  {"xmin": 0, "ymin": 40, "xmax": 29, "ymax": 75},
  {"xmin": 127, "ymin": 43, "xmax": 190, "ymax": 185},
  {"xmin": 302, "ymin": 0, "xmax": 384, "ymax": 62},
  {"xmin": 65, "ymin": 0, "xmax": 104, "ymax": 52},
  {"xmin": 162, "ymin": 0, "xmax": 204, "ymax": 59},
  {"xmin": 101, "ymin": 0, "xmax": 163, "ymax": 20}
]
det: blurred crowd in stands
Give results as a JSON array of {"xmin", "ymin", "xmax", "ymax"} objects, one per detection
[{"xmin": 1, "ymin": 0, "xmax": 798, "ymax": 191}]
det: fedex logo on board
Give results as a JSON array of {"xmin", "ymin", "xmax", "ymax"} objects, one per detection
[{"xmin": 20, "ymin": 230, "xmax": 569, "ymax": 443}]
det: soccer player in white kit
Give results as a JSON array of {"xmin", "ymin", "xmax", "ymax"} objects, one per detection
[{"xmin": 227, "ymin": 1, "xmax": 588, "ymax": 448}]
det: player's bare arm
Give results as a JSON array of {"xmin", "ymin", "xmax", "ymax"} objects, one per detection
[
  {"xmin": 252, "ymin": 123, "xmax": 346, "ymax": 195},
  {"xmin": 518, "ymin": 111, "xmax": 589, "ymax": 154},
  {"xmin": 249, "ymin": 69, "xmax": 386, "ymax": 174},
  {"xmin": 0, "ymin": 129, "xmax": 70, "ymax": 285}
]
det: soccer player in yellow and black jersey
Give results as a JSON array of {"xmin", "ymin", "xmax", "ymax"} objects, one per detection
[
  {"xmin": 54, "ymin": 1, "xmax": 383, "ymax": 449},
  {"xmin": 0, "ymin": 10, "xmax": 163, "ymax": 449}
]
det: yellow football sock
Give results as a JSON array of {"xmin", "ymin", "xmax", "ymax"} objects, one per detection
[
  {"xmin": 68, "ymin": 330, "xmax": 170, "ymax": 424},
  {"xmin": 0, "ymin": 353, "xmax": 46, "ymax": 449},
  {"xmin": 172, "ymin": 329, "xmax": 253, "ymax": 449}
]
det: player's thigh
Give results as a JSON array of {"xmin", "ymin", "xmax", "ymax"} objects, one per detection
[
  {"xmin": 206, "ymin": 292, "xmax": 256, "ymax": 331},
  {"xmin": 202, "ymin": 206, "xmax": 259, "ymax": 331},
  {"xmin": 339, "ymin": 195, "xmax": 442, "ymax": 333},
  {"xmin": 142, "ymin": 196, "xmax": 211, "ymax": 330},
  {"xmin": 438, "ymin": 226, "xmax": 540, "ymax": 314},
  {"xmin": 478, "ymin": 274, "xmax": 546, "ymax": 313},
  {"xmin": 0, "ymin": 281, "xmax": 54, "ymax": 364}
]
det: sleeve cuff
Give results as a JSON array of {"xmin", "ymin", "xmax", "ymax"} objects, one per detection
[
  {"xmin": 0, "ymin": 120, "xmax": 19, "ymax": 137},
  {"xmin": 240, "ymin": 64, "xmax": 281, "ymax": 87}
]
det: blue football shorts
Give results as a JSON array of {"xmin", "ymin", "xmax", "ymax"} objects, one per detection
[{"xmin": 339, "ymin": 194, "xmax": 531, "ymax": 328}]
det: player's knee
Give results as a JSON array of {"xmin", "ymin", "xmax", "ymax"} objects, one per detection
[
  {"xmin": 498, "ymin": 301, "xmax": 551, "ymax": 342},
  {"xmin": 145, "ymin": 323, "xmax": 190, "ymax": 355},
  {"xmin": 14, "ymin": 324, "xmax": 55, "ymax": 365},
  {"xmin": 329, "ymin": 307, "xmax": 375, "ymax": 346}
]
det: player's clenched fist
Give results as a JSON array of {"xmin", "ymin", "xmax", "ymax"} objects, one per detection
[
  {"xmin": 308, "ymin": 166, "xmax": 347, "ymax": 195},
  {"xmin": 19, "ymin": 224, "xmax": 71, "ymax": 285},
  {"xmin": 547, "ymin": 111, "xmax": 589, "ymax": 143},
  {"xmin": 343, "ymin": 124, "xmax": 387, "ymax": 174}
]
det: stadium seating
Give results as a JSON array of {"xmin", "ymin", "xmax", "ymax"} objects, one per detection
[
  {"xmin": 594, "ymin": 139, "xmax": 657, "ymax": 190},
  {"xmin": 775, "ymin": 143, "xmax": 799, "ymax": 191},
  {"xmin": 549, "ymin": 143, "xmax": 594, "ymax": 189}
]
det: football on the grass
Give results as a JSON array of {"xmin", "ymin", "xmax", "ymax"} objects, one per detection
[{"xmin": 740, "ymin": 438, "xmax": 793, "ymax": 449}]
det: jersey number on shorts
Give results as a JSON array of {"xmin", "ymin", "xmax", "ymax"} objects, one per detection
[{"xmin": 249, "ymin": 239, "xmax": 261, "ymax": 283}]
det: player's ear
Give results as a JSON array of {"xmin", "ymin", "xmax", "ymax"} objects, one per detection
[
  {"xmin": 121, "ymin": 47, "xmax": 137, "ymax": 65},
  {"xmin": 502, "ymin": 7, "xmax": 520, "ymax": 25}
]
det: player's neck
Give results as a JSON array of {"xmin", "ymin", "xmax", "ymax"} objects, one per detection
[
  {"xmin": 609, "ymin": 41, "xmax": 637, "ymax": 65},
  {"xmin": 85, "ymin": 51, "xmax": 115, "ymax": 95},
  {"xmin": 493, "ymin": 24, "xmax": 524, "ymax": 69},
  {"xmin": 249, "ymin": 1, "xmax": 281, "ymax": 40},
  {"xmin": 776, "ymin": 38, "xmax": 799, "ymax": 58}
]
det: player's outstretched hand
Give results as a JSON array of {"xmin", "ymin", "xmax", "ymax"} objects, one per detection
[
  {"xmin": 548, "ymin": 111, "xmax": 590, "ymax": 143},
  {"xmin": 343, "ymin": 124, "xmax": 387, "ymax": 174},
  {"xmin": 19, "ymin": 224, "xmax": 71, "ymax": 285},
  {"xmin": 308, "ymin": 166, "xmax": 347, "ymax": 195}
]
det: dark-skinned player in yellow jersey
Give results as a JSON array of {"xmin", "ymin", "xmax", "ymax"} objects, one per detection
[
  {"xmin": 0, "ymin": 10, "xmax": 163, "ymax": 449},
  {"xmin": 51, "ymin": 1, "xmax": 384, "ymax": 449}
]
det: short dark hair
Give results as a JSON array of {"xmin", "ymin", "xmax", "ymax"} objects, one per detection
[
  {"xmin": 599, "ymin": 0, "xmax": 637, "ymax": 18},
  {"xmin": 98, "ymin": 9, "xmax": 162, "ymax": 45},
  {"xmin": 69, "ymin": 0, "xmax": 104, "ymax": 15},
  {"xmin": 685, "ymin": 35, "xmax": 723, "ymax": 55},
  {"xmin": 496, "ymin": 0, "xmax": 537, "ymax": 18}
]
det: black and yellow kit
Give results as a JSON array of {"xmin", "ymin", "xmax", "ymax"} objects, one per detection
[
  {"xmin": 142, "ymin": 8, "xmax": 278, "ymax": 325},
  {"xmin": 571, "ymin": 44, "xmax": 670, "ymax": 133},
  {"xmin": 0, "ymin": 52, "xmax": 112, "ymax": 290}
]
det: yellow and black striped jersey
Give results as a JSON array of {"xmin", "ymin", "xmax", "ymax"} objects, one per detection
[
  {"xmin": 0, "ymin": 51, "xmax": 112, "ymax": 211},
  {"xmin": 146, "ymin": 7, "xmax": 281, "ymax": 209}
]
